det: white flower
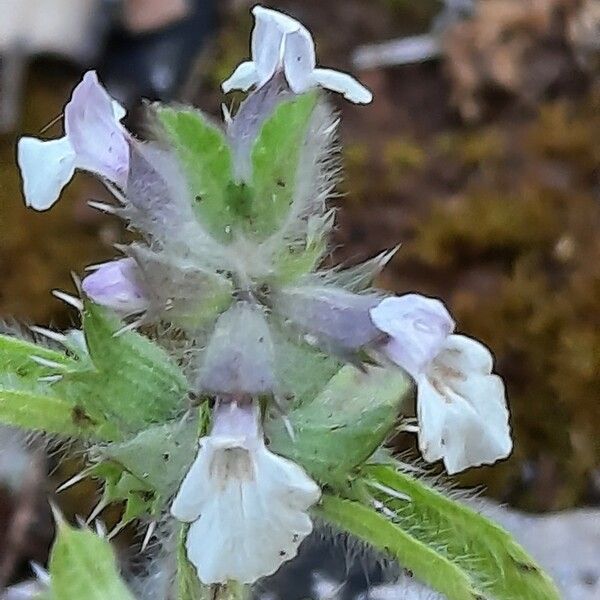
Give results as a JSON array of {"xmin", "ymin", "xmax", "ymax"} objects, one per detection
[
  {"xmin": 370, "ymin": 295, "xmax": 512, "ymax": 474},
  {"xmin": 222, "ymin": 5, "xmax": 372, "ymax": 104},
  {"xmin": 171, "ymin": 400, "xmax": 321, "ymax": 584},
  {"xmin": 416, "ymin": 334, "xmax": 512, "ymax": 474},
  {"xmin": 17, "ymin": 71, "xmax": 129, "ymax": 211}
]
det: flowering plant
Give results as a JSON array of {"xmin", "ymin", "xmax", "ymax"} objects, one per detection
[{"xmin": 2, "ymin": 6, "xmax": 559, "ymax": 600}]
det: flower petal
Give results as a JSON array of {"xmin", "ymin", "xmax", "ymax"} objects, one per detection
[
  {"xmin": 251, "ymin": 6, "xmax": 292, "ymax": 84},
  {"xmin": 313, "ymin": 67, "xmax": 373, "ymax": 104},
  {"xmin": 417, "ymin": 334, "xmax": 512, "ymax": 474},
  {"xmin": 111, "ymin": 100, "xmax": 127, "ymax": 122},
  {"xmin": 17, "ymin": 136, "xmax": 76, "ymax": 211},
  {"xmin": 64, "ymin": 71, "xmax": 129, "ymax": 187},
  {"xmin": 222, "ymin": 61, "xmax": 260, "ymax": 93},
  {"xmin": 282, "ymin": 28, "xmax": 317, "ymax": 94},
  {"xmin": 370, "ymin": 294, "xmax": 455, "ymax": 378},
  {"xmin": 81, "ymin": 258, "xmax": 149, "ymax": 315},
  {"xmin": 170, "ymin": 439, "xmax": 209, "ymax": 522}
]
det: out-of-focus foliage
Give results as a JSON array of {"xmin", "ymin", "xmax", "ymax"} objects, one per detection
[{"xmin": 49, "ymin": 518, "xmax": 134, "ymax": 600}]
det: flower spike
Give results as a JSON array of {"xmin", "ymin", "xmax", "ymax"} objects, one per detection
[
  {"xmin": 223, "ymin": 5, "xmax": 373, "ymax": 104},
  {"xmin": 17, "ymin": 71, "xmax": 129, "ymax": 211}
]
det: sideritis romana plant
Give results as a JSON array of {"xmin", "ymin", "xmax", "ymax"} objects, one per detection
[{"xmin": 2, "ymin": 5, "xmax": 559, "ymax": 600}]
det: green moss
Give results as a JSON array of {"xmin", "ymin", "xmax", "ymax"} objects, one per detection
[
  {"xmin": 436, "ymin": 127, "xmax": 507, "ymax": 167},
  {"xmin": 383, "ymin": 138, "xmax": 426, "ymax": 186},
  {"xmin": 342, "ymin": 143, "xmax": 371, "ymax": 200}
]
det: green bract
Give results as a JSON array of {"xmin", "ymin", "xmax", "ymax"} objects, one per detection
[
  {"xmin": 158, "ymin": 107, "xmax": 236, "ymax": 241},
  {"xmin": 267, "ymin": 365, "xmax": 409, "ymax": 488},
  {"xmin": 316, "ymin": 464, "xmax": 561, "ymax": 600},
  {"xmin": 250, "ymin": 93, "xmax": 318, "ymax": 236}
]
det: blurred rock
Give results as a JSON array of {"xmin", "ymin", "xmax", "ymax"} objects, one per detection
[
  {"xmin": 0, "ymin": 428, "xmax": 51, "ymax": 592},
  {"xmin": 443, "ymin": 0, "xmax": 592, "ymax": 120}
]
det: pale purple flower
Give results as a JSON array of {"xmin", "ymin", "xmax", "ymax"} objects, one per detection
[
  {"xmin": 17, "ymin": 71, "xmax": 129, "ymax": 211},
  {"xmin": 370, "ymin": 294, "xmax": 511, "ymax": 473},
  {"xmin": 223, "ymin": 6, "xmax": 372, "ymax": 104},
  {"xmin": 171, "ymin": 400, "xmax": 320, "ymax": 584},
  {"xmin": 82, "ymin": 258, "xmax": 149, "ymax": 316}
]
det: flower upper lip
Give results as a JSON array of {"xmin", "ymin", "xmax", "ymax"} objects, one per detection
[{"xmin": 222, "ymin": 5, "xmax": 373, "ymax": 104}]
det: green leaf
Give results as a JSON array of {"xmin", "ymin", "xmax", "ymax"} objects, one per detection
[
  {"xmin": 85, "ymin": 410, "xmax": 208, "ymax": 528},
  {"xmin": 266, "ymin": 365, "xmax": 409, "ymax": 487},
  {"xmin": 250, "ymin": 93, "xmax": 317, "ymax": 237},
  {"xmin": 157, "ymin": 107, "xmax": 236, "ymax": 240},
  {"xmin": 49, "ymin": 519, "xmax": 135, "ymax": 600},
  {"xmin": 104, "ymin": 418, "xmax": 198, "ymax": 497},
  {"xmin": 272, "ymin": 331, "xmax": 341, "ymax": 408},
  {"xmin": 361, "ymin": 464, "xmax": 561, "ymax": 600},
  {"xmin": 0, "ymin": 333, "xmax": 79, "ymax": 380},
  {"xmin": 315, "ymin": 495, "xmax": 482, "ymax": 600},
  {"xmin": 81, "ymin": 302, "xmax": 188, "ymax": 431},
  {"xmin": 78, "ymin": 463, "xmax": 160, "ymax": 536},
  {"xmin": 0, "ymin": 382, "xmax": 119, "ymax": 440}
]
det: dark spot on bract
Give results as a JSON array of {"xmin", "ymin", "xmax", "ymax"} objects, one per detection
[
  {"xmin": 71, "ymin": 406, "xmax": 97, "ymax": 427},
  {"xmin": 581, "ymin": 571, "xmax": 598, "ymax": 586},
  {"xmin": 277, "ymin": 179, "xmax": 286, "ymax": 187},
  {"xmin": 514, "ymin": 559, "xmax": 538, "ymax": 573}
]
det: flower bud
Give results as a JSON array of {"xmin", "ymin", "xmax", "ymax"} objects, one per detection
[
  {"xmin": 82, "ymin": 258, "xmax": 149, "ymax": 315},
  {"xmin": 273, "ymin": 286, "xmax": 382, "ymax": 350},
  {"xmin": 199, "ymin": 302, "xmax": 275, "ymax": 395}
]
